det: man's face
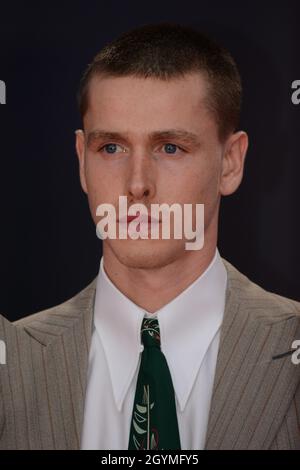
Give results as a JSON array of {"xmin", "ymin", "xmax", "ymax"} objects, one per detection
[{"xmin": 76, "ymin": 72, "xmax": 244, "ymax": 269}]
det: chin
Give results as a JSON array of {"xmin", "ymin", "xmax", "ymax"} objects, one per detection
[{"xmin": 106, "ymin": 238, "xmax": 186, "ymax": 270}]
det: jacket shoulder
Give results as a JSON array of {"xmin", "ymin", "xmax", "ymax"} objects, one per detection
[{"xmin": 222, "ymin": 257, "xmax": 300, "ymax": 318}]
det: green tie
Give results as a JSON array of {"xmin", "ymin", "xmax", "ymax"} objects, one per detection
[{"xmin": 128, "ymin": 317, "xmax": 181, "ymax": 450}]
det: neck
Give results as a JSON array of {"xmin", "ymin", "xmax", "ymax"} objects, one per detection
[{"xmin": 102, "ymin": 238, "xmax": 217, "ymax": 314}]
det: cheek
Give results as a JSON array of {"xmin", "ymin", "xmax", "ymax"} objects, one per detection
[
  {"xmin": 85, "ymin": 157, "xmax": 111, "ymax": 198},
  {"xmin": 176, "ymin": 164, "xmax": 218, "ymax": 203},
  {"xmin": 84, "ymin": 159, "xmax": 126, "ymax": 224},
  {"xmin": 83, "ymin": 162, "xmax": 105, "ymax": 221}
]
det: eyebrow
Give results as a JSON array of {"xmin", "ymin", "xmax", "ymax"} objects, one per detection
[{"xmin": 86, "ymin": 129, "xmax": 202, "ymax": 148}]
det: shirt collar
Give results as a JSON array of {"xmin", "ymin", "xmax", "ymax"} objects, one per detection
[{"xmin": 93, "ymin": 248, "xmax": 227, "ymax": 412}]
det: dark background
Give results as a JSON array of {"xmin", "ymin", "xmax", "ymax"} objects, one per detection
[{"xmin": 0, "ymin": 1, "xmax": 299, "ymax": 321}]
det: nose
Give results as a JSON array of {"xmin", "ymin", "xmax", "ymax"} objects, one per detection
[{"xmin": 126, "ymin": 150, "xmax": 156, "ymax": 202}]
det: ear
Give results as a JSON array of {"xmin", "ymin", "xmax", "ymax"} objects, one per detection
[
  {"xmin": 219, "ymin": 130, "xmax": 249, "ymax": 196},
  {"xmin": 75, "ymin": 129, "xmax": 88, "ymax": 194}
]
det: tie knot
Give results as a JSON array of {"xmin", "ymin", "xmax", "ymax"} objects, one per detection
[{"xmin": 141, "ymin": 317, "xmax": 160, "ymax": 348}]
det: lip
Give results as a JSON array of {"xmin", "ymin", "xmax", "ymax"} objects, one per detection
[{"xmin": 118, "ymin": 214, "xmax": 160, "ymax": 224}]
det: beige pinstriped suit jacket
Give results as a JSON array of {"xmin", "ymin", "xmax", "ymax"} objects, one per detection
[{"xmin": 0, "ymin": 258, "xmax": 300, "ymax": 450}]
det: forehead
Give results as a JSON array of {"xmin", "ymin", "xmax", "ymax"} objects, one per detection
[{"xmin": 84, "ymin": 72, "xmax": 215, "ymax": 135}]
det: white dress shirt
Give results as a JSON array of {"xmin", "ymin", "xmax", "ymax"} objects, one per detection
[{"xmin": 81, "ymin": 248, "xmax": 227, "ymax": 450}]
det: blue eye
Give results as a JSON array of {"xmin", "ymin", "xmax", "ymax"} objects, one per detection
[
  {"xmin": 104, "ymin": 143, "xmax": 118, "ymax": 153},
  {"xmin": 164, "ymin": 143, "xmax": 178, "ymax": 154}
]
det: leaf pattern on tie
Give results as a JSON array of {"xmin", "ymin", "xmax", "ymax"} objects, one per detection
[
  {"xmin": 130, "ymin": 318, "xmax": 163, "ymax": 450},
  {"xmin": 132, "ymin": 384, "xmax": 158, "ymax": 450},
  {"xmin": 141, "ymin": 318, "xmax": 160, "ymax": 343}
]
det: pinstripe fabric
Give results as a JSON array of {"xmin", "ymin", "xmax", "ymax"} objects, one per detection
[
  {"xmin": 205, "ymin": 260, "xmax": 300, "ymax": 449},
  {"xmin": 0, "ymin": 279, "xmax": 96, "ymax": 449},
  {"xmin": 0, "ymin": 259, "xmax": 299, "ymax": 449}
]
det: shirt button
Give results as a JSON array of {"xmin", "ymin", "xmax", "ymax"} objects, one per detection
[{"xmin": 140, "ymin": 344, "xmax": 144, "ymax": 352}]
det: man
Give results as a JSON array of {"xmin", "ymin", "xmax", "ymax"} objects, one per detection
[{"xmin": 0, "ymin": 23, "xmax": 299, "ymax": 450}]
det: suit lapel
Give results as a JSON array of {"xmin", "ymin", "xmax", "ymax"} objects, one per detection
[
  {"xmin": 20, "ymin": 277, "xmax": 97, "ymax": 449},
  {"xmin": 205, "ymin": 260, "xmax": 300, "ymax": 449}
]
